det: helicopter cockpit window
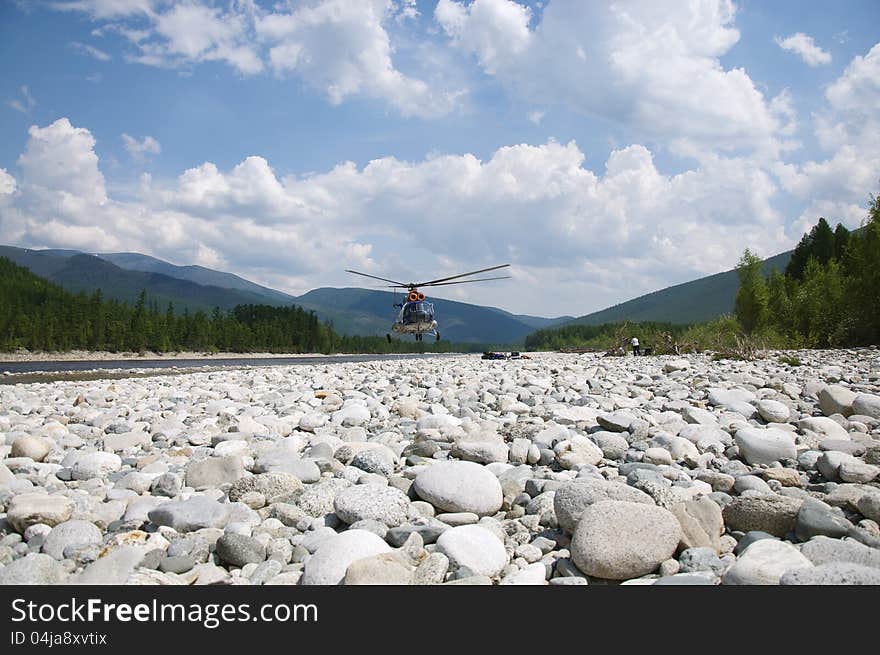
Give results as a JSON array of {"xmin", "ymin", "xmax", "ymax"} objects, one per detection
[{"xmin": 405, "ymin": 302, "xmax": 433, "ymax": 315}]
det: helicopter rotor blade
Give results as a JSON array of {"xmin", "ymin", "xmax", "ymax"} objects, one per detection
[
  {"xmin": 421, "ymin": 275, "xmax": 512, "ymax": 287},
  {"xmin": 413, "ymin": 264, "xmax": 510, "ymax": 287},
  {"xmin": 345, "ymin": 269, "xmax": 409, "ymax": 286}
]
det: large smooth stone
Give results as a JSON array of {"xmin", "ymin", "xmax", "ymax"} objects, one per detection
[
  {"xmin": 780, "ymin": 562, "xmax": 880, "ymax": 585},
  {"xmin": 798, "ymin": 417, "xmax": 849, "ymax": 441},
  {"xmin": 554, "ymin": 479, "xmax": 654, "ymax": 533},
  {"xmin": 72, "ymin": 452, "xmax": 122, "ymax": 480},
  {"xmin": 0, "ymin": 553, "xmax": 67, "ymax": 584},
  {"xmin": 333, "ymin": 484, "xmax": 410, "ymax": 527},
  {"xmin": 435, "ymin": 525, "xmax": 508, "ymax": 577},
  {"xmin": 722, "ymin": 539, "xmax": 812, "ymax": 585},
  {"xmin": 147, "ymin": 496, "xmax": 230, "ymax": 532},
  {"xmin": 227, "ymin": 472, "xmax": 303, "ymax": 503},
  {"xmin": 301, "ymin": 530, "xmax": 392, "ymax": 585},
  {"xmin": 734, "ymin": 428, "xmax": 796, "ymax": 466},
  {"xmin": 185, "ymin": 455, "xmax": 246, "ymax": 489},
  {"xmin": 412, "ymin": 461, "xmax": 503, "ymax": 516},
  {"xmin": 570, "ymin": 501, "xmax": 681, "ymax": 580},
  {"xmin": 7, "ymin": 494, "xmax": 75, "ymax": 533},
  {"xmin": 42, "ymin": 520, "xmax": 103, "ymax": 560},
  {"xmin": 722, "ymin": 495, "xmax": 802, "ymax": 537},
  {"xmin": 818, "ymin": 386, "xmax": 856, "ymax": 417},
  {"xmin": 852, "ymin": 394, "xmax": 880, "ymax": 419}
]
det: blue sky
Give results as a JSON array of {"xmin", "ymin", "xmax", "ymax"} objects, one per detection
[{"xmin": 1, "ymin": 1, "xmax": 878, "ymax": 317}]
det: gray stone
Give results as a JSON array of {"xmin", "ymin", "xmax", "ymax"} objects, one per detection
[
  {"xmin": 652, "ymin": 572, "xmax": 717, "ymax": 585},
  {"xmin": 73, "ymin": 546, "xmax": 147, "ymax": 584},
  {"xmin": 42, "ymin": 520, "xmax": 103, "ymax": 560},
  {"xmin": 722, "ymin": 495, "xmax": 802, "ymax": 537},
  {"xmin": 0, "ymin": 553, "xmax": 67, "ymax": 584},
  {"xmin": 818, "ymin": 385, "xmax": 857, "ymax": 417},
  {"xmin": 301, "ymin": 530, "xmax": 392, "ymax": 585},
  {"xmin": 734, "ymin": 475, "xmax": 773, "ymax": 495},
  {"xmin": 838, "ymin": 460, "xmax": 879, "ymax": 484},
  {"xmin": 350, "ymin": 450, "xmax": 394, "ymax": 477},
  {"xmin": 147, "ymin": 496, "xmax": 230, "ymax": 532},
  {"xmin": 72, "ymin": 452, "xmax": 122, "ymax": 480},
  {"xmin": 386, "ymin": 522, "xmax": 448, "ymax": 546},
  {"xmin": 296, "ymin": 478, "xmax": 352, "ymax": 517},
  {"xmin": 151, "ymin": 473, "xmax": 182, "ymax": 497},
  {"xmin": 592, "ymin": 431, "xmax": 630, "ymax": 460},
  {"xmin": 185, "ymin": 456, "xmax": 246, "ymax": 489},
  {"xmin": 159, "ymin": 555, "xmax": 196, "ymax": 574},
  {"xmin": 333, "ymin": 484, "xmax": 410, "ymax": 527},
  {"xmin": 11, "ymin": 435, "xmax": 52, "ymax": 462},
  {"xmin": 249, "ymin": 559, "xmax": 283, "ymax": 585},
  {"xmin": 500, "ymin": 562, "xmax": 547, "ymax": 585},
  {"xmin": 554, "ymin": 479, "xmax": 654, "ymax": 533},
  {"xmin": 756, "ymin": 399, "xmax": 791, "ymax": 423},
  {"xmin": 570, "ymin": 501, "xmax": 682, "ymax": 580},
  {"xmin": 435, "ymin": 525, "xmax": 508, "ymax": 577},
  {"xmin": 780, "ymin": 562, "xmax": 880, "ymax": 585},
  {"xmin": 798, "ymin": 417, "xmax": 849, "ymax": 440},
  {"xmin": 722, "ymin": 539, "xmax": 812, "ymax": 585},
  {"xmin": 734, "ymin": 428, "xmax": 796, "ymax": 466},
  {"xmin": 597, "ymin": 411, "xmax": 635, "ymax": 432},
  {"xmin": 343, "ymin": 552, "xmax": 413, "ymax": 585},
  {"xmin": 228, "ymin": 472, "xmax": 303, "ymax": 504},
  {"xmin": 412, "ymin": 461, "xmax": 503, "ymax": 516},
  {"xmin": 412, "ymin": 552, "xmax": 450, "ymax": 585},
  {"xmin": 678, "ymin": 547, "xmax": 726, "ymax": 575},
  {"xmin": 856, "ymin": 491, "xmax": 880, "ymax": 522},
  {"xmin": 795, "ymin": 498, "xmax": 853, "ymax": 541},
  {"xmin": 671, "ymin": 497, "xmax": 724, "ymax": 552},
  {"xmin": 215, "ymin": 533, "xmax": 266, "ymax": 567},
  {"xmin": 7, "ymin": 494, "xmax": 75, "ymax": 533},
  {"xmin": 852, "ymin": 394, "xmax": 880, "ymax": 419},
  {"xmin": 799, "ymin": 535, "xmax": 880, "ymax": 569}
]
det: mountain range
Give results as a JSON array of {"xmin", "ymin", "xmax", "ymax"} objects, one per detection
[
  {"xmin": 0, "ymin": 243, "xmax": 796, "ymax": 342},
  {"xmin": 0, "ymin": 246, "xmax": 571, "ymax": 343}
]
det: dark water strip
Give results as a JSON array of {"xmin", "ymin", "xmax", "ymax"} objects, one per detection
[{"xmin": 0, "ymin": 353, "xmax": 453, "ymax": 385}]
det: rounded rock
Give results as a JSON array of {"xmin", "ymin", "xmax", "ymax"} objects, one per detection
[
  {"xmin": 333, "ymin": 484, "xmax": 410, "ymax": 527},
  {"xmin": 412, "ymin": 461, "xmax": 503, "ymax": 516},
  {"xmin": 570, "ymin": 501, "xmax": 682, "ymax": 580},
  {"xmin": 435, "ymin": 525, "xmax": 508, "ymax": 578},
  {"xmin": 42, "ymin": 520, "xmax": 103, "ymax": 560},
  {"xmin": 301, "ymin": 530, "xmax": 392, "ymax": 585}
]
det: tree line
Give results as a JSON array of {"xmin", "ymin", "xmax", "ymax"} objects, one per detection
[
  {"xmin": 735, "ymin": 192, "xmax": 879, "ymax": 347},
  {"xmin": 0, "ymin": 256, "xmax": 465, "ymax": 354}
]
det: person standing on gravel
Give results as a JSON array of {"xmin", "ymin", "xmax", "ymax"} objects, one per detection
[{"xmin": 630, "ymin": 336, "xmax": 640, "ymax": 356}]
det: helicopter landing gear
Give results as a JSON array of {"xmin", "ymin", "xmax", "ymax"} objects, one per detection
[
  {"xmin": 415, "ymin": 333, "xmax": 422, "ymax": 342},
  {"xmin": 386, "ymin": 334, "xmax": 392, "ymax": 344},
  {"xmin": 436, "ymin": 331, "xmax": 441, "ymax": 342}
]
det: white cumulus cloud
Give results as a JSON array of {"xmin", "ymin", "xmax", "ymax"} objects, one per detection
[
  {"xmin": 436, "ymin": 0, "xmax": 791, "ymax": 156},
  {"xmin": 0, "ymin": 117, "xmax": 809, "ymax": 316},
  {"xmin": 775, "ymin": 32, "xmax": 831, "ymax": 66},
  {"xmin": 122, "ymin": 133, "xmax": 161, "ymax": 159},
  {"xmin": 52, "ymin": 0, "xmax": 464, "ymax": 117}
]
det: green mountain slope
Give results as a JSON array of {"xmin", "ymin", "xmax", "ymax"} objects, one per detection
[
  {"xmin": 97, "ymin": 252, "xmax": 296, "ymax": 304},
  {"xmin": 568, "ymin": 250, "xmax": 793, "ymax": 326},
  {"xmin": 0, "ymin": 247, "xmax": 282, "ymax": 313}
]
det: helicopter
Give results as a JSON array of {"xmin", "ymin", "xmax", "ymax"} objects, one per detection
[{"xmin": 345, "ymin": 264, "xmax": 511, "ymax": 342}]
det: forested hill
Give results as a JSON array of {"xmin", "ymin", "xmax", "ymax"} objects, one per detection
[
  {"xmin": 0, "ymin": 256, "xmax": 456, "ymax": 354},
  {"xmin": 567, "ymin": 250, "xmax": 793, "ymax": 326}
]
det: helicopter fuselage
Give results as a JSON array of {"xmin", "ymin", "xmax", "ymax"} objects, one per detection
[{"xmin": 393, "ymin": 300, "xmax": 437, "ymax": 334}]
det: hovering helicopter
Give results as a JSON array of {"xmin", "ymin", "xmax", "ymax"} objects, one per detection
[{"xmin": 346, "ymin": 264, "xmax": 511, "ymax": 342}]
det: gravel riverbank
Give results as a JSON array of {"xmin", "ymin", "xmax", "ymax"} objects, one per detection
[{"xmin": 1, "ymin": 350, "xmax": 879, "ymax": 585}]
